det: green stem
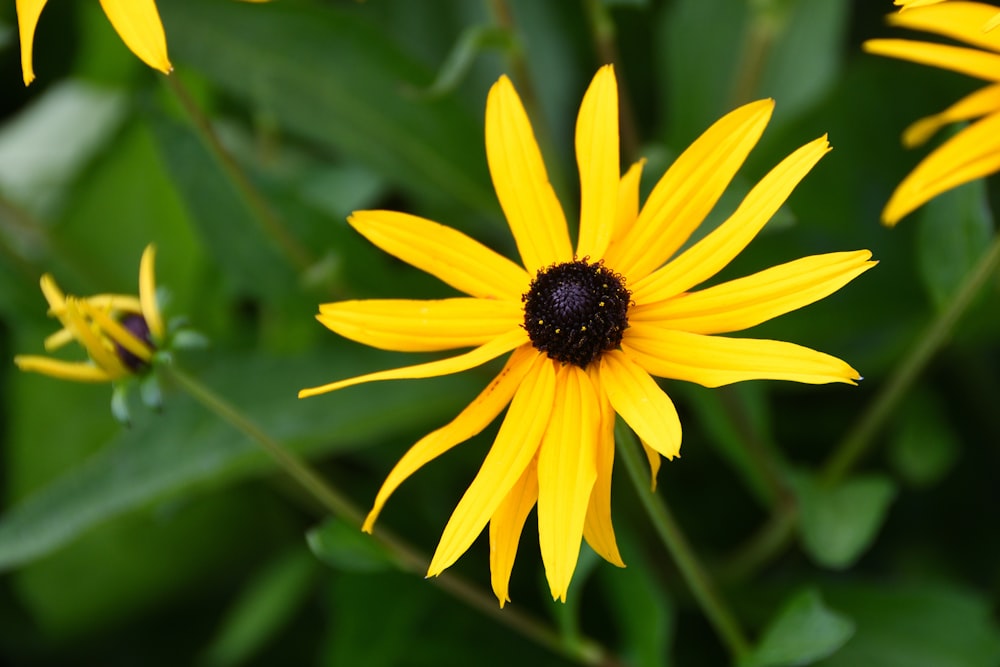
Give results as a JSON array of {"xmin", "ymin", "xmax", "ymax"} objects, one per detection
[
  {"xmin": 822, "ymin": 230, "xmax": 1000, "ymax": 485},
  {"xmin": 163, "ymin": 76, "xmax": 315, "ymax": 272},
  {"xmin": 617, "ymin": 422, "xmax": 752, "ymax": 661},
  {"xmin": 582, "ymin": 0, "xmax": 640, "ymax": 164},
  {"xmin": 164, "ymin": 364, "xmax": 619, "ymax": 666}
]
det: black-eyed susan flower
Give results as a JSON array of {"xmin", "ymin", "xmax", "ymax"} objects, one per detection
[
  {"xmin": 13, "ymin": 244, "xmax": 200, "ymax": 423},
  {"xmin": 866, "ymin": 2, "xmax": 1000, "ymax": 224},
  {"xmin": 16, "ymin": 0, "xmax": 173, "ymax": 85},
  {"xmin": 300, "ymin": 66, "xmax": 875, "ymax": 605}
]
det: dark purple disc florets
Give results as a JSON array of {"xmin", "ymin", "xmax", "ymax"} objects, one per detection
[{"xmin": 521, "ymin": 259, "xmax": 631, "ymax": 368}]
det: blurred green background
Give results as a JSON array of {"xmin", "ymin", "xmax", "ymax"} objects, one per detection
[{"xmin": 1, "ymin": 0, "xmax": 998, "ymax": 665}]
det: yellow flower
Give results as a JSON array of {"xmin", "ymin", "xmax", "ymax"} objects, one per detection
[
  {"xmin": 15, "ymin": 244, "xmax": 164, "ymax": 383},
  {"xmin": 17, "ymin": 0, "xmax": 172, "ymax": 85},
  {"xmin": 865, "ymin": 2, "xmax": 1000, "ymax": 224},
  {"xmin": 300, "ymin": 66, "xmax": 874, "ymax": 605}
]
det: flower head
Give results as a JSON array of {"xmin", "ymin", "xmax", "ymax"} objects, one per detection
[
  {"xmin": 12, "ymin": 244, "xmax": 200, "ymax": 424},
  {"xmin": 301, "ymin": 66, "xmax": 874, "ymax": 605},
  {"xmin": 865, "ymin": 1, "xmax": 1000, "ymax": 224},
  {"xmin": 17, "ymin": 0, "xmax": 172, "ymax": 86}
]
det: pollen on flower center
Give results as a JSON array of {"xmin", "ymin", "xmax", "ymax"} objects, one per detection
[
  {"xmin": 115, "ymin": 314, "xmax": 154, "ymax": 371},
  {"xmin": 521, "ymin": 259, "xmax": 631, "ymax": 368}
]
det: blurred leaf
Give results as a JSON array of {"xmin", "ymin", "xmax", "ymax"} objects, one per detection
[
  {"xmin": 741, "ymin": 588, "xmax": 854, "ymax": 667},
  {"xmin": 887, "ymin": 388, "xmax": 959, "ymax": 488},
  {"xmin": 0, "ymin": 348, "xmax": 483, "ymax": 571},
  {"xmin": 413, "ymin": 25, "xmax": 514, "ymax": 99},
  {"xmin": 754, "ymin": 0, "xmax": 849, "ymax": 123},
  {"xmin": 145, "ymin": 103, "xmax": 297, "ymax": 301},
  {"xmin": 320, "ymin": 572, "xmax": 434, "ymax": 667},
  {"xmin": 680, "ymin": 383, "xmax": 779, "ymax": 507},
  {"xmin": 12, "ymin": 487, "xmax": 285, "ymax": 639},
  {"xmin": 659, "ymin": 0, "xmax": 845, "ymax": 149},
  {"xmin": 917, "ymin": 177, "xmax": 993, "ymax": 311},
  {"xmin": 600, "ymin": 532, "xmax": 675, "ymax": 667},
  {"xmin": 0, "ymin": 82, "xmax": 125, "ymax": 215},
  {"xmin": 307, "ymin": 517, "xmax": 396, "ymax": 573},
  {"xmin": 793, "ymin": 472, "xmax": 896, "ymax": 569},
  {"xmin": 818, "ymin": 582, "xmax": 1000, "ymax": 667},
  {"xmin": 162, "ymin": 0, "xmax": 495, "ymax": 216},
  {"xmin": 201, "ymin": 548, "xmax": 317, "ymax": 667}
]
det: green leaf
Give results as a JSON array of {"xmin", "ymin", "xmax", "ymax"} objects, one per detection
[
  {"xmin": 887, "ymin": 387, "xmax": 959, "ymax": 488},
  {"xmin": 145, "ymin": 105, "xmax": 297, "ymax": 301},
  {"xmin": 201, "ymin": 548, "xmax": 318, "ymax": 667},
  {"xmin": 917, "ymin": 177, "xmax": 993, "ymax": 311},
  {"xmin": 600, "ymin": 532, "xmax": 675, "ymax": 667},
  {"xmin": 0, "ymin": 348, "xmax": 483, "ymax": 571},
  {"xmin": 307, "ymin": 517, "xmax": 396, "ymax": 573},
  {"xmin": 793, "ymin": 472, "xmax": 896, "ymax": 569},
  {"xmin": 412, "ymin": 25, "xmax": 515, "ymax": 99},
  {"xmin": 818, "ymin": 582, "xmax": 1000, "ymax": 667},
  {"xmin": 680, "ymin": 383, "xmax": 780, "ymax": 508},
  {"xmin": 742, "ymin": 588, "xmax": 854, "ymax": 667},
  {"xmin": 161, "ymin": 0, "xmax": 495, "ymax": 216}
]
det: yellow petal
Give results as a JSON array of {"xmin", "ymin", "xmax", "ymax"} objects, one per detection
[
  {"xmin": 902, "ymin": 83, "xmax": 1000, "ymax": 147},
  {"xmin": 641, "ymin": 439, "xmax": 662, "ymax": 492},
  {"xmin": 489, "ymin": 459, "xmax": 539, "ymax": 607},
  {"xmin": 536, "ymin": 364, "xmax": 599, "ymax": 601},
  {"xmin": 14, "ymin": 355, "xmax": 113, "ymax": 382},
  {"xmin": 68, "ymin": 294, "xmax": 143, "ymax": 314},
  {"xmin": 600, "ymin": 349, "xmax": 681, "ymax": 460},
  {"xmin": 582, "ymin": 369, "xmax": 625, "ymax": 567},
  {"xmin": 139, "ymin": 244, "xmax": 165, "ymax": 342},
  {"xmin": 317, "ymin": 298, "xmax": 523, "ymax": 352},
  {"xmin": 427, "ymin": 353, "xmax": 556, "ymax": 577},
  {"xmin": 631, "ymin": 251, "xmax": 876, "ymax": 335},
  {"xmin": 604, "ymin": 99, "xmax": 775, "ymax": 284},
  {"xmin": 43, "ymin": 328, "xmax": 76, "ymax": 352},
  {"xmin": 884, "ymin": 111, "xmax": 1000, "ymax": 224},
  {"xmin": 348, "ymin": 210, "xmax": 529, "ymax": 300},
  {"xmin": 299, "ymin": 328, "xmax": 527, "ymax": 398},
  {"xmin": 612, "ymin": 159, "xmax": 646, "ymax": 243},
  {"xmin": 62, "ymin": 298, "xmax": 128, "ymax": 378},
  {"xmin": 886, "ymin": 2, "xmax": 1000, "ymax": 52},
  {"xmin": 623, "ymin": 325, "xmax": 861, "ymax": 387},
  {"xmin": 77, "ymin": 299, "xmax": 153, "ymax": 363},
  {"xmin": 362, "ymin": 346, "xmax": 537, "ymax": 532},
  {"xmin": 39, "ymin": 274, "xmax": 65, "ymax": 313},
  {"xmin": 633, "ymin": 135, "xmax": 830, "ymax": 304},
  {"xmin": 895, "ymin": 0, "xmax": 948, "ymax": 9},
  {"xmin": 15, "ymin": 0, "xmax": 48, "ymax": 85},
  {"xmin": 863, "ymin": 39, "xmax": 1000, "ymax": 82},
  {"xmin": 575, "ymin": 65, "xmax": 621, "ymax": 260},
  {"xmin": 485, "ymin": 76, "xmax": 573, "ymax": 272},
  {"xmin": 99, "ymin": 0, "xmax": 172, "ymax": 75}
]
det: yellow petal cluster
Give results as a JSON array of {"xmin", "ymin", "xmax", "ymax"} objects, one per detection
[
  {"xmin": 301, "ymin": 66, "xmax": 874, "ymax": 605},
  {"xmin": 866, "ymin": 2, "xmax": 1000, "ymax": 223},
  {"xmin": 15, "ymin": 245, "xmax": 164, "ymax": 383},
  {"xmin": 16, "ymin": 0, "xmax": 171, "ymax": 85}
]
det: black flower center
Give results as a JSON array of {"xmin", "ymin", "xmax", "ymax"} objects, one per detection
[
  {"xmin": 115, "ymin": 314, "xmax": 154, "ymax": 372},
  {"xmin": 522, "ymin": 259, "xmax": 631, "ymax": 368}
]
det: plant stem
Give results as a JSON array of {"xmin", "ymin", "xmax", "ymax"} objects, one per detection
[
  {"xmin": 617, "ymin": 422, "xmax": 752, "ymax": 661},
  {"xmin": 582, "ymin": 0, "xmax": 640, "ymax": 164},
  {"xmin": 822, "ymin": 230, "xmax": 1000, "ymax": 485},
  {"xmin": 164, "ymin": 364, "xmax": 620, "ymax": 666},
  {"xmin": 163, "ymin": 75, "xmax": 315, "ymax": 272}
]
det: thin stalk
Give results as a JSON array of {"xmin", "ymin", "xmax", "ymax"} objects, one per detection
[
  {"xmin": 582, "ymin": 0, "xmax": 640, "ymax": 164},
  {"xmin": 822, "ymin": 231, "xmax": 1000, "ymax": 485},
  {"xmin": 163, "ymin": 76, "xmax": 315, "ymax": 272},
  {"xmin": 164, "ymin": 364, "xmax": 620, "ymax": 666},
  {"xmin": 617, "ymin": 423, "xmax": 752, "ymax": 661}
]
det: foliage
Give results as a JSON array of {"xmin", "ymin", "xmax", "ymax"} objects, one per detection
[{"xmin": 1, "ymin": 0, "xmax": 998, "ymax": 665}]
